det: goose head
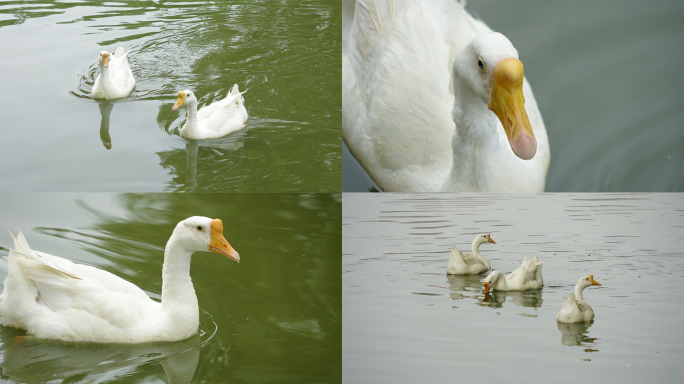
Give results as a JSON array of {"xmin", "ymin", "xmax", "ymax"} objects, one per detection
[
  {"xmin": 173, "ymin": 216, "xmax": 240, "ymax": 262},
  {"xmin": 453, "ymin": 33, "xmax": 537, "ymax": 160},
  {"xmin": 98, "ymin": 51, "xmax": 110, "ymax": 69},
  {"xmin": 172, "ymin": 90, "xmax": 198, "ymax": 111},
  {"xmin": 577, "ymin": 275, "xmax": 601, "ymax": 291},
  {"xmin": 483, "ymin": 270, "xmax": 504, "ymax": 294},
  {"xmin": 474, "ymin": 233, "xmax": 496, "ymax": 246}
]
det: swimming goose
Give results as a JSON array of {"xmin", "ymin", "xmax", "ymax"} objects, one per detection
[
  {"xmin": 483, "ymin": 255, "xmax": 544, "ymax": 292},
  {"xmin": 447, "ymin": 233, "xmax": 495, "ymax": 275},
  {"xmin": 556, "ymin": 275, "xmax": 602, "ymax": 323},
  {"xmin": 343, "ymin": 0, "xmax": 550, "ymax": 191},
  {"xmin": 172, "ymin": 85, "xmax": 248, "ymax": 140},
  {"xmin": 92, "ymin": 47, "xmax": 136, "ymax": 100},
  {"xmin": 0, "ymin": 217, "xmax": 239, "ymax": 343}
]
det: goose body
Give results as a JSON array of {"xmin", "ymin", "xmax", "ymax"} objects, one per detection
[
  {"xmin": 556, "ymin": 275, "xmax": 602, "ymax": 323},
  {"xmin": 447, "ymin": 233, "xmax": 494, "ymax": 275},
  {"xmin": 173, "ymin": 85, "xmax": 248, "ymax": 140},
  {"xmin": 92, "ymin": 47, "xmax": 136, "ymax": 100},
  {"xmin": 483, "ymin": 255, "xmax": 544, "ymax": 292},
  {"xmin": 0, "ymin": 217, "xmax": 239, "ymax": 343},
  {"xmin": 342, "ymin": 0, "xmax": 550, "ymax": 191}
]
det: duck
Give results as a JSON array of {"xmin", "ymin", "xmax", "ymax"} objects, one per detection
[
  {"xmin": 447, "ymin": 233, "xmax": 495, "ymax": 275},
  {"xmin": 92, "ymin": 47, "xmax": 136, "ymax": 99},
  {"xmin": 483, "ymin": 255, "xmax": 544, "ymax": 293},
  {"xmin": 172, "ymin": 85, "xmax": 248, "ymax": 140},
  {"xmin": 0, "ymin": 216, "xmax": 240, "ymax": 343},
  {"xmin": 556, "ymin": 275, "xmax": 602, "ymax": 323},
  {"xmin": 342, "ymin": 0, "xmax": 550, "ymax": 191}
]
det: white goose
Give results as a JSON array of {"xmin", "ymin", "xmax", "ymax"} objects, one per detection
[
  {"xmin": 556, "ymin": 275, "xmax": 602, "ymax": 323},
  {"xmin": 342, "ymin": 0, "xmax": 550, "ymax": 191},
  {"xmin": 92, "ymin": 47, "xmax": 136, "ymax": 100},
  {"xmin": 447, "ymin": 233, "xmax": 495, "ymax": 275},
  {"xmin": 172, "ymin": 85, "xmax": 248, "ymax": 140},
  {"xmin": 483, "ymin": 255, "xmax": 544, "ymax": 292},
  {"xmin": 0, "ymin": 217, "xmax": 239, "ymax": 343}
]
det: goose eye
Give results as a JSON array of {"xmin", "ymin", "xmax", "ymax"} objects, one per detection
[
  {"xmin": 477, "ymin": 56, "xmax": 486, "ymax": 74},
  {"xmin": 196, "ymin": 225, "xmax": 203, "ymax": 231}
]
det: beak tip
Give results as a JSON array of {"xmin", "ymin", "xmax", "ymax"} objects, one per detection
[{"xmin": 512, "ymin": 141, "xmax": 537, "ymax": 160}]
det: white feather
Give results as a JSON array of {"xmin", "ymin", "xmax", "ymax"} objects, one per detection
[
  {"xmin": 0, "ymin": 217, "xmax": 239, "ymax": 343},
  {"xmin": 343, "ymin": 0, "xmax": 550, "ymax": 191}
]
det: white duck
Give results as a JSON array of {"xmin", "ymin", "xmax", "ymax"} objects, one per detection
[
  {"xmin": 172, "ymin": 85, "xmax": 248, "ymax": 140},
  {"xmin": 0, "ymin": 217, "xmax": 239, "ymax": 343},
  {"xmin": 556, "ymin": 275, "xmax": 602, "ymax": 323},
  {"xmin": 342, "ymin": 0, "xmax": 550, "ymax": 192},
  {"xmin": 92, "ymin": 47, "xmax": 136, "ymax": 99},
  {"xmin": 483, "ymin": 255, "xmax": 544, "ymax": 292},
  {"xmin": 447, "ymin": 233, "xmax": 495, "ymax": 275}
]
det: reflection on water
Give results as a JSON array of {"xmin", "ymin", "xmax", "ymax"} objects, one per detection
[
  {"xmin": 98, "ymin": 101, "xmax": 114, "ymax": 149},
  {"xmin": 557, "ymin": 322, "xmax": 599, "ymax": 351},
  {"xmin": 446, "ymin": 274, "xmax": 483, "ymax": 302},
  {"xmin": 343, "ymin": 193, "xmax": 683, "ymax": 383},
  {"xmin": 158, "ymin": 132, "xmax": 246, "ymax": 191},
  {"xmin": 480, "ymin": 289, "xmax": 544, "ymax": 309},
  {"xmin": 0, "ymin": 0, "xmax": 341, "ymax": 192},
  {"xmin": 0, "ymin": 325, "xmax": 200, "ymax": 383}
]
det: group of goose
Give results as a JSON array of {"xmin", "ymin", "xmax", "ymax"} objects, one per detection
[
  {"xmin": 448, "ymin": 234, "xmax": 602, "ymax": 323},
  {"xmin": 91, "ymin": 47, "xmax": 249, "ymax": 140}
]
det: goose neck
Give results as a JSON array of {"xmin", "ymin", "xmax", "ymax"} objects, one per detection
[
  {"xmin": 161, "ymin": 235, "xmax": 198, "ymax": 312},
  {"xmin": 452, "ymin": 75, "xmax": 499, "ymax": 146},
  {"xmin": 443, "ymin": 75, "xmax": 501, "ymax": 191},
  {"xmin": 574, "ymin": 283, "xmax": 586, "ymax": 301},
  {"xmin": 186, "ymin": 100, "xmax": 199, "ymax": 125},
  {"xmin": 471, "ymin": 239, "xmax": 490, "ymax": 269}
]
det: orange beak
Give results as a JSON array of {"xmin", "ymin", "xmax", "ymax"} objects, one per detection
[
  {"xmin": 172, "ymin": 91, "xmax": 185, "ymax": 111},
  {"xmin": 209, "ymin": 219, "xmax": 240, "ymax": 262},
  {"xmin": 488, "ymin": 57, "xmax": 536, "ymax": 160},
  {"xmin": 487, "ymin": 234, "xmax": 496, "ymax": 244},
  {"xmin": 483, "ymin": 282, "xmax": 491, "ymax": 294},
  {"xmin": 589, "ymin": 275, "xmax": 601, "ymax": 286},
  {"xmin": 102, "ymin": 52, "xmax": 110, "ymax": 68}
]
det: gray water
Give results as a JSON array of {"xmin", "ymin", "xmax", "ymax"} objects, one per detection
[
  {"xmin": 342, "ymin": 193, "xmax": 684, "ymax": 383},
  {"xmin": 342, "ymin": 0, "xmax": 684, "ymax": 192},
  {"xmin": 0, "ymin": 1, "xmax": 341, "ymax": 192}
]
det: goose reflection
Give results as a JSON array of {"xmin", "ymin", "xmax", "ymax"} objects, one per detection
[
  {"xmin": 446, "ymin": 274, "xmax": 485, "ymax": 301},
  {"xmin": 557, "ymin": 322, "xmax": 599, "ymax": 349},
  {"xmin": 174, "ymin": 132, "xmax": 245, "ymax": 191},
  {"xmin": 98, "ymin": 101, "xmax": 114, "ymax": 149},
  {"xmin": 0, "ymin": 326, "xmax": 200, "ymax": 383},
  {"xmin": 479, "ymin": 289, "xmax": 544, "ymax": 309}
]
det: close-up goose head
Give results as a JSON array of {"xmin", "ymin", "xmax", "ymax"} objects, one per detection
[
  {"xmin": 172, "ymin": 90, "xmax": 198, "ymax": 111},
  {"xmin": 98, "ymin": 51, "xmax": 110, "ymax": 68},
  {"xmin": 454, "ymin": 32, "xmax": 537, "ymax": 160},
  {"xmin": 174, "ymin": 216, "xmax": 240, "ymax": 262}
]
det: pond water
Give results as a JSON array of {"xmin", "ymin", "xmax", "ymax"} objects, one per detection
[
  {"xmin": 0, "ymin": 193, "xmax": 341, "ymax": 383},
  {"xmin": 342, "ymin": 193, "xmax": 683, "ymax": 383},
  {"xmin": 0, "ymin": 1, "xmax": 341, "ymax": 192},
  {"xmin": 342, "ymin": 0, "xmax": 684, "ymax": 192}
]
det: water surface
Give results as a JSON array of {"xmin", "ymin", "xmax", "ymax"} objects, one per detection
[
  {"xmin": 0, "ymin": 193, "xmax": 342, "ymax": 383},
  {"xmin": 0, "ymin": 1, "xmax": 341, "ymax": 192},
  {"xmin": 343, "ymin": 193, "xmax": 683, "ymax": 383}
]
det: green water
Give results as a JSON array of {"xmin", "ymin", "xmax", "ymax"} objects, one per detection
[
  {"xmin": 0, "ymin": 1, "xmax": 341, "ymax": 192},
  {"xmin": 0, "ymin": 193, "xmax": 342, "ymax": 383}
]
